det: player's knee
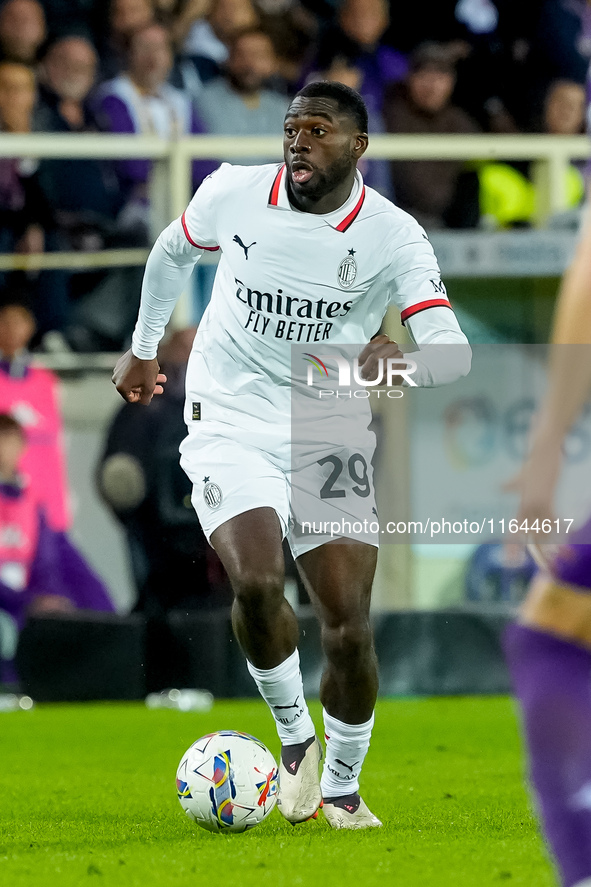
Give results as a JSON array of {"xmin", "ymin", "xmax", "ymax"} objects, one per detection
[
  {"xmin": 232, "ymin": 567, "xmax": 285, "ymax": 614},
  {"xmin": 321, "ymin": 616, "xmax": 373, "ymax": 666}
]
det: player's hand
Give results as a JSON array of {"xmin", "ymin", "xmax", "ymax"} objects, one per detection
[
  {"xmin": 504, "ymin": 436, "xmax": 563, "ymax": 529},
  {"xmin": 358, "ymin": 335, "xmax": 405, "ymax": 384},
  {"xmin": 112, "ymin": 349, "xmax": 167, "ymax": 405}
]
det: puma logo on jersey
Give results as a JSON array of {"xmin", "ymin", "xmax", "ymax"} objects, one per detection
[{"xmin": 233, "ymin": 234, "xmax": 256, "ymax": 259}]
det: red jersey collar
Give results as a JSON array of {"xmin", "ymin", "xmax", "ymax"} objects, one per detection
[{"xmin": 268, "ymin": 164, "xmax": 366, "ymax": 232}]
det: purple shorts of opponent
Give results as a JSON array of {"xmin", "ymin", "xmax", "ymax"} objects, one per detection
[{"xmin": 551, "ymin": 516, "xmax": 591, "ymax": 590}]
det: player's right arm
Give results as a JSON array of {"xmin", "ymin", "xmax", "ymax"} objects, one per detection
[
  {"xmin": 514, "ymin": 207, "xmax": 591, "ymax": 523},
  {"xmin": 112, "ymin": 166, "xmax": 223, "ymax": 404},
  {"xmin": 534, "ymin": 207, "xmax": 591, "ymax": 436}
]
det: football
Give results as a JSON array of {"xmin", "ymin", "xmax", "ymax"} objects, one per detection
[{"xmin": 176, "ymin": 730, "xmax": 279, "ymax": 833}]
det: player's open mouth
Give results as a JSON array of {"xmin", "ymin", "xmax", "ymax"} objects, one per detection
[{"xmin": 291, "ymin": 163, "xmax": 314, "ymax": 184}]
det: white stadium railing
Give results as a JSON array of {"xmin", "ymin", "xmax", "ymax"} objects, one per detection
[{"xmin": 0, "ymin": 131, "xmax": 587, "ymax": 365}]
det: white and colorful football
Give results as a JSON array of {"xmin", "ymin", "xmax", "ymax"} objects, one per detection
[{"xmin": 176, "ymin": 730, "xmax": 279, "ymax": 833}]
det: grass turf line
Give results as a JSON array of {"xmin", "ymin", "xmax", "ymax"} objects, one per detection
[{"xmin": 0, "ymin": 697, "xmax": 556, "ymax": 886}]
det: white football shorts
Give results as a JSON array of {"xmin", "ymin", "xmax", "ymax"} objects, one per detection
[{"xmin": 179, "ymin": 422, "xmax": 379, "ymax": 558}]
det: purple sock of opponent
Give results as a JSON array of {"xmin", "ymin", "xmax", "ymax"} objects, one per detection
[{"xmin": 504, "ymin": 623, "xmax": 591, "ymax": 887}]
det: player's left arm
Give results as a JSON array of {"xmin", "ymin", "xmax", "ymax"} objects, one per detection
[{"xmin": 378, "ymin": 222, "xmax": 472, "ymax": 386}]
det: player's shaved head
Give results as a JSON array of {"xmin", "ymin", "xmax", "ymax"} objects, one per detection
[{"xmin": 292, "ymin": 81, "xmax": 368, "ymax": 134}]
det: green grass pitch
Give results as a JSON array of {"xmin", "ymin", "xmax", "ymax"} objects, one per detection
[{"xmin": 0, "ymin": 697, "xmax": 557, "ymax": 886}]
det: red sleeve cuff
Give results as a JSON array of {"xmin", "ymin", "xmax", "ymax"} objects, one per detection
[{"xmin": 400, "ymin": 298, "xmax": 452, "ymax": 324}]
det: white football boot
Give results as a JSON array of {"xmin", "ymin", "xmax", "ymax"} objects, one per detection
[
  {"xmin": 323, "ymin": 793, "xmax": 382, "ymax": 829},
  {"xmin": 277, "ymin": 735, "xmax": 323, "ymax": 824}
]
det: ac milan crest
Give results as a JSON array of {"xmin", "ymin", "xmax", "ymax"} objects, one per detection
[
  {"xmin": 337, "ymin": 250, "xmax": 357, "ymax": 288},
  {"xmin": 204, "ymin": 481, "xmax": 222, "ymax": 508}
]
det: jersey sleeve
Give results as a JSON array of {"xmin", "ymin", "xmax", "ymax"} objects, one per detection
[
  {"xmin": 387, "ymin": 219, "xmax": 471, "ymax": 386},
  {"xmin": 181, "ymin": 162, "xmax": 227, "ymax": 250},
  {"xmin": 131, "ymin": 165, "xmax": 228, "ymax": 360},
  {"xmin": 387, "ymin": 221, "xmax": 452, "ymax": 322}
]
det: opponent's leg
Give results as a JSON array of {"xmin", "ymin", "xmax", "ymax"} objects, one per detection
[
  {"xmin": 297, "ymin": 540, "xmax": 381, "ymax": 829},
  {"xmin": 211, "ymin": 507, "xmax": 321, "ymax": 822},
  {"xmin": 504, "ymin": 548, "xmax": 591, "ymax": 887}
]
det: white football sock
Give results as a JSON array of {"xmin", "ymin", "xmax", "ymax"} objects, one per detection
[
  {"xmin": 321, "ymin": 709, "xmax": 374, "ymax": 798},
  {"xmin": 247, "ymin": 649, "xmax": 316, "ymax": 745}
]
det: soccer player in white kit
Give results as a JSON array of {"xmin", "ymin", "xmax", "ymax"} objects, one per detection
[{"xmin": 113, "ymin": 82, "xmax": 471, "ymax": 829}]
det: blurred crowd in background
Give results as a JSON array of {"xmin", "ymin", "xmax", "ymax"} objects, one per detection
[
  {"xmin": 0, "ymin": 299, "xmax": 233, "ymax": 691},
  {"xmin": 0, "ymin": 0, "xmax": 585, "ymax": 350}
]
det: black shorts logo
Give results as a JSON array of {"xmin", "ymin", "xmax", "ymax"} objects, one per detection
[{"xmin": 192, "ymin": 402, "xmax": 201, "ymax": 420}]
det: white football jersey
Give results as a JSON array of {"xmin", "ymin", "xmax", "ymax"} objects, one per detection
[{"xmin": 132, "ymin": 162, "xmax": 470, "ymax": 444}]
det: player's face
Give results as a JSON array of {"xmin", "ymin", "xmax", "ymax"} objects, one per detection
[
  {"xmin": 0, "ymin": 305, "xmax": 35, "ymax": 356},
  {"xmin": 0, "ymin": 62, "xmax": 35, "ymax": 127},
  {"xmin": 283, "ymin": 96, "xmax": 368, "ymax": 206},
  {"xmin": 0, "ymin": 430, "xmax": 25, "ymax": 477},
  {"xmin": 129, "ymin": 25, "xmax": 172, "ymax": 88}
]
